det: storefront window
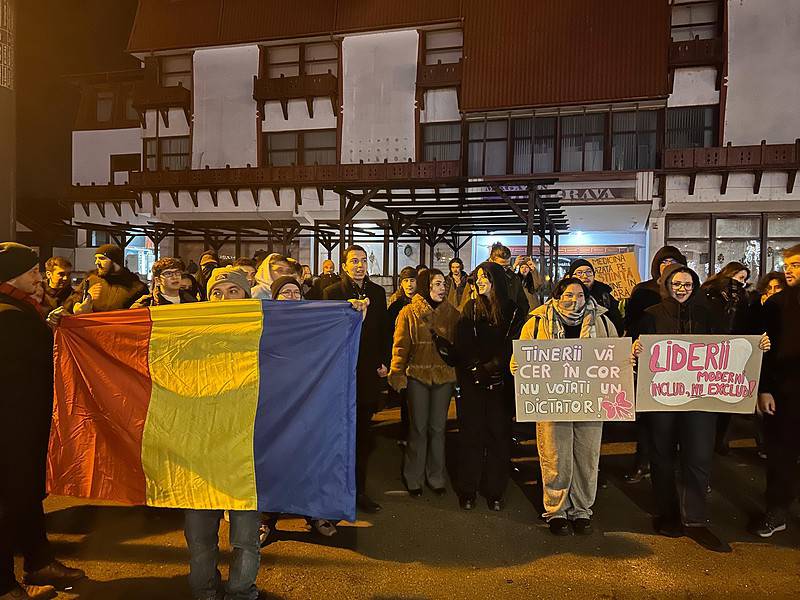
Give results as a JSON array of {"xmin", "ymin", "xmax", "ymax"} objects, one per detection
[
  {"xmin": 667, "ymin": 217, "xmax": 710, "ymax": 281},
  {"xmin": 714, "ymin": 216, "xmax": 760, "ymax": 279},
  {"xmin": 767, "ymin": 214, "xmax": 800, "ymax": 273}
]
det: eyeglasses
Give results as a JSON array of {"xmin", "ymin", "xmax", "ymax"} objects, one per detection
[
  {"xmin": 573, "ymin": 269, "xmax": 594, "ymax": 277},
  {"xmin": 671, "ymin": 282, "xmax": 693, "ymax": 290},
  {"xmin": 661, "ymin": 258, "xmax": 678, "ymax": 266},
  {"xmin": 159, "ymin": 270, "xmax": 182, "ymax": 279}
]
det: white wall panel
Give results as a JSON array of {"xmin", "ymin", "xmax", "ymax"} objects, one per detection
[
  {"xmin": 72, "ymin": 128, "xmax": 141, "ymax": 185},
  {"xmin": 668, "ymin": 67, "xmax": 719, "ymax": 107},
  {"xmin": 420, "ymin": 89, "xmax": 460, "ymax": 123},
  {"xmin": 192, "ymin": 45, "xmax": 259, "ymax": 168},
  {"xmin": 342, "ymin": 30, "xmax": 418, "ymax": 164},
  {"xmin": 725, "ymin": 0, "xmax": 800, "ymax": 144},
  {"xmin": 261, "ymin": 98, "xmax": 336, "ymax": 132}
]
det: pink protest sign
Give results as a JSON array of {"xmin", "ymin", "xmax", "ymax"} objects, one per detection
[
  {"xmin": 635, "ymin": 335, "xmax": 764, "ymax": 413},
  {"xmin": 513, "ymin": 338, "xmax": 635, "ymax": 422}
]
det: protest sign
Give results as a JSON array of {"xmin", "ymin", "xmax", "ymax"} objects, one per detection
[
  {"xmin": 635, "ymin": 334, "xmax": 763, "ymax": 414},
  {"xmin": 589, "ymin": 252, "xmax": 641, "ymax": 300},
  {"xmin": 513, "ymin": 338, "xmax": 635, "ymax": 422}
]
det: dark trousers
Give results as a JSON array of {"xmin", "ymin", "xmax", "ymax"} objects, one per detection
[
  {"xmin": 455, "ymin": 378, "xmax": 512, "ymax": 500},
  {"xmin": 633, "ymin": 414, "xmax": 652, "ymax": 469},
  {"xmin": 764, "ymin": 390, "xmax": 800, "ymax": 515},
  {"xmin": 649, "ymin": 411, "xmax": 716, "ymax": 525},
  {"xmin": 356, "ymin": 403, "xmax": 375, "ymax": 495},
  {"xmin": 0, "ymin": 497, "xmax": 54, "ymax": 594}
]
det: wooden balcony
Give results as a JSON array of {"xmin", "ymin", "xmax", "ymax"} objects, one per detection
[
  {"xmin": 66, "ymin": 184, "xmax": 139, "ymax": 218},
  {"xmin": 663, "ymin": 141, "xmax": 800, "ymax": 194},
  {"xmin": 669, "ymin": 37, "xmax": 724, "ymax": 68},
  {"xmin": 416, "ymin": 60, "xmax": 463, "ymax": 110},
  {"xmin": 131, "ymin": 82, "xmax": 192, "ymax": 127},
  {"xmin": 253, "ymin": 73, "xmax": 338, "ymax": 119}
]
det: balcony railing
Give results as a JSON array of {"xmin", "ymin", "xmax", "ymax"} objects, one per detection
[
  {"xmin": 417, "ymin": 60, "xmax": 463, "ymax": 89},
  {"xmin": 669, "ymin": 37, "xmax": 724, "ymax": 68},
  {"xmin": 129, "ymin": 160, "xmax": 463, "ymax": 190},
  {"xmin": 132, "ymin": 82, "xmax": 191, "ymax": 112},
  {"xmin": 253, "ymin": 73, "xmax": 338, "ymax": 119}
]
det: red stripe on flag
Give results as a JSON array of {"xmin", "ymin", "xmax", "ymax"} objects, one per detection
[{"xmin": 47, "ymin": 309, "xmax": 153, "ymax": 504}]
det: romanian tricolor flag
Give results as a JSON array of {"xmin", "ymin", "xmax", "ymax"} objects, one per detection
[{"xmin": 47, "ymin": 300, "xmax": 361, "ymax": 521}]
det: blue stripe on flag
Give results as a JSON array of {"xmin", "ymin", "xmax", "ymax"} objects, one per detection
[{"xmin": 254, "ymin": 301, "xmax": 361, "ymax": 521}]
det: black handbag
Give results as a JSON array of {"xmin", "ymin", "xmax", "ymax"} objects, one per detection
[{"xmin": 430, "ymin": 328, "xmax": 460, "ymax": 368}]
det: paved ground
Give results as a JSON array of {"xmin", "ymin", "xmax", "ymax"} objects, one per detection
[{"xmin": 21, "ymin": 407, "xmax": 800, "ymax": 599}]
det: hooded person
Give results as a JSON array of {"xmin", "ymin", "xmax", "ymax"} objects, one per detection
[
  {"xmin": 621, "ymin": 245, "xmax": 687, "ymax": 484},
  {"xmin": 632, "ymin": 263, "xmax": 751, "ymax": 553},
  {"xmin": 0, "ymin": 243, "xmax": 86, "ymax": 599},
  {"xmin": 64, "ymin": 244, "xmax": 147, "ymax": 315},
  {"xmin": 511, "ymin": 277, "xmax": 617, "ymax": 536},
  {"xmin": 567, "ymin": 258, "xmax": 623, "ymax": 335},
  {"xmin": 251, "ymin": 253, "xmax": 293, "ymax": 300},
  {"xmin": 388, "ymin": 268, "xmax": 460, "ymax": 497},
  {"xmin": 453, "ymin": 261, "xmax": 526, "ymax": 512},
  {"xmin": 194, "ymin": 251, "xmax": 220, "ymax": 301},
  {"xmin": 388, "ymin": 266, "xmax": 418, "ymax": 327}
]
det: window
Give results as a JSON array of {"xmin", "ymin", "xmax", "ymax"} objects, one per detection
[
  {"xmin": 422, "ymin": 122, "xmax": 461, "ymax": 161},
  {"xmin": 110, "ymin": 154, "xmax": 141, "ymax": 185},
  {"xmin": 264, "ymin": 129, "xmax": 337, "ymax": 166},
  {"xmin": 468, "ymin": 120, "xmax": 507, "ymax": 177},
  {"xmin": 266, "ymin": 43, "xmax": 338, "ymax": 78},
  {"xmin": 766, "ymin": 214, "xmax": 800, "ymax": 273},
  {"xmin": 123, "ymin": 89, "xmax": 138, "ymax": 121},
  {"xmin": 671, "ymin": 1, "xmax": 719, "ymax": 41},
  {"xmin": 96, "ymin": 91, "xmax": 114, "ymax": 123},
  {"xmin": 424, "ymin": 29, "xmax": 463, "ymax": 65},
  {"xmin": 90, "ymin": 230, "xmax": 110, "ymax": 246},
  {"xmin": 143, "ymin": 136, "xmax": 190, "ymax": 171},
  {"xmin": 612, "ymin": 110, "xmax": 658, "ymax": 170},
  {"xmin": 561, "ymin": 113, "xmax": 605, "ymax": 172},
  {"xmin": 715, "ymin": 216, "xmax": 761, "ymax": 278},
  {"xmin": 666, "ymin": 106, "xmax": 717, "ymax": 149},
  {"xmin": 511, "ymin": 117, "xmax": 556, "ymax": 174},
  {"xmin": 667, "ymin": 216, "xmax": 711, "ymax": 281},
  {"xmin": 160, "ymin": 55, "xmax": 192, "ymax": 89}
]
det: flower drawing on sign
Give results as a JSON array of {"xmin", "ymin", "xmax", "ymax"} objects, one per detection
[{"xmin": 601, "ymin": 391, "xmax": 633, "ymax": 421}]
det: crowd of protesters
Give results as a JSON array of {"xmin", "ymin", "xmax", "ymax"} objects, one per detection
[{"xmin": 1, "ymin": 237, "xmax": 799, "ymax": 598}]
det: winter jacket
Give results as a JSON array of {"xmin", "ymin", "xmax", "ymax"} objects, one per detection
[
  {"xmin": 624, "ymin": 246, "xmax": 687, "ymax": 338},
  {"xmin": 251, "ymin": 253, "xmax": 284, "ymax": 300},
  {"xmin": 587, "ymin": 280, "xmax": 623, "ymax": 335},
  {"xmin": 0, "ymin": 287, "xmax": 54, "ymax": 502},
  {"xmin": 700, "ymin": 277, "xmax": 751, "ymax": 334},
  {"xmin": 387, "ymin": 293, "xmax": 413, "ymax": 327},
  {"xmin": 455, "ymin": 263, "xmax": 526, "ymax": 380},
  {"xmin": 42, "ymin": 283, "xmax": 74, "ymax": 312},
  {"xmin": 503, "ymin": 266, "xmax": 530, "ymax": 316},
  {"xmin": 307, "ymin": 273, "xmax": 341, "ymax": 300},
  {"xmin": 759, "ymin": 284, "xmax": 800, "ymax": 396},
  {"xmin": 130, "ymin": 289, "xmax": 199, "ymax": 308},
  {"xmin": 444, "ymin": 273, "xmax": 468, "ymax": 308},
  {"xmin": 388, "ymin": 294, "xmax": 459, "ymax": 390},
  {"xmin": 324, "ymin": 273, "xmax": 390, "ymax": 406},
  {"xmin": 638, "ymin": 264, "xmax": 720, "ymax": 337},
  {"xmin": 64, "ymin": 268, "xmax": 147, "ymax": 314}
]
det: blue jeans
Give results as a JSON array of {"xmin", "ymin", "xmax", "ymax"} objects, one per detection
[{"xmin": 184, "ymin": 509, "xmax": 261, "ymax": 600}]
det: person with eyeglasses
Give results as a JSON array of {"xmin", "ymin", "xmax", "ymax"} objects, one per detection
[
  {"xmin": 567, "ymin": 259, "xmax": 623, "ymax": 335},
  {"xmin": 131, "ymin": 258, "xmax": 198, "ymax": 308},
  {"xmin": 631, "ymin": 263, "xmax": 769, "ymax": 553},
  {"xmin": 622, "ymin": 246, "xmax": 688, "ymax": 485}
]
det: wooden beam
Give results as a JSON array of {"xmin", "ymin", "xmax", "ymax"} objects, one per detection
[
  {"xmin": 250, "ymin": 187, "xmax": 260, "ymax": 207},
  {"xmin": 720, "ymin": 172, "xmax": 729, "ymax": 195},
  {"xmin": 188, "ymin": 189, "xmax": 199, "ymax": 207},
  {"xmin": 787, "ymin": 170, "xmax": 797, "ymax": 194},
  {"xmin": 168, "ymin": 189, "xmax": 179, "ymax": 207},
  {"xmin": 688, "ymin": 173, "xmax": 697, "ymax": 196},
  {"xmin": 209, "ymin": 188, "xmax": 218, "ymax": 207},
  {"xmin": 271, "ymin": 187, "xmax": 281, "ymax": 207},
  {"xmin": 491, "ymin": 185, "xmax": 527, "ymax": 222},
  {"xmin": 753, "ymin": 170, "xmax": 763, "ymax": 195}
]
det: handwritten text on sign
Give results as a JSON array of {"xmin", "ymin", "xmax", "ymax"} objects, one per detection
[
  {"xmin": 513, "ymin": 338, "xmax": 635, "ymax": 422},
  {"xmin": 588, "ymin": 252, "xmax": 641, "ymax": 300},
  {"xmin": 635, "ymin": 335, "xmax": 763, "ymax": 413}
]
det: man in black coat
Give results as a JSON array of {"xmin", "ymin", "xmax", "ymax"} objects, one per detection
[
  {"xmin": 0, "ymin": 243, "xmax": 85, "ymax": 600},
  {"xmin": 307, "ymin": 259, "xmax": 341, "ymax": 300},
  {"xmin": 753, "ymin": 244, "xmax": 800, "ymax": 538},
  {"xmin": 567, "ymin": 259, "xmax": 624, "ymax": 334},
  {"xmin": 489, "ymin": 243, "xmax": 530, "ymax": 316},
  {"xmin": 323, "ymin": 245, "xmax": 390, "ymax": 513}
]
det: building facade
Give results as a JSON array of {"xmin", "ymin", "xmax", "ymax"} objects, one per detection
[
  {"xmin": 0, "ymin": 0, "xmax": 14, "ymax": 240},
  {"xmin": 65, "ymin": 0, "xmax": 800, "ymax": 283}
]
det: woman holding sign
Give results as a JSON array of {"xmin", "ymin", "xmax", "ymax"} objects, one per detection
[
  {"xmin": 632, "ymin": 263, "xmax": 770, "ymax": 553},
  {"xmin": 511, "ymin": 277, "xmax": 617, "ymax": 536}
]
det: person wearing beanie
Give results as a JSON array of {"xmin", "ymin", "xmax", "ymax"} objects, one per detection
[
  {"xmin": 63, "ymin": 244, "xmax": 147, "ymax": 315},
  {"xmin": 621, "ymin": 245, "xmax": 687, "ymax": 485},
  {"xmin": 184, "ymin": 264, "xmax": 263, "ymax": 600},
  {"xmin": 388, "ymin": 266, "xmax": 418, "ymax": 326},
  {"xmin": 195, "ymin": 251, "xmax": 220, "ymax": 301},
  {"xmin": 567, "ymin": 258, "xmax": 623, "ymax": 335},
  {"xmin": 389, "ymin": 268, "xmax": 459, "ymax": 498},
  {"xmin": 270, "ymin": 275, "xmax": 303, "ymax": 300},
  {"xmin": 0, "ymin": 243, "xmax": 86, "ymax": 599},
  {"xmin": 206, "ymin": 266, "xmax": 251, "ymax": 300}
]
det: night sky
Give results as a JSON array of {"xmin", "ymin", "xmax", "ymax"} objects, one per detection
[{"xmin": 15, "ymin": 0, "xmax": 139, "ymax": 238}]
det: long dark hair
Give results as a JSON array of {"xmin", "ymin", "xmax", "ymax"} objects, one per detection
[
  {"xmin": 472, "ymin": 263, "xmax": 505, "ymax": 326},
  {"xmin": 755, "ymin": 271, "xmax": 786, "ymax": 296},
  {"xmin": 704, "ymin": 261, "xmax": 749, "ymax": 291}
]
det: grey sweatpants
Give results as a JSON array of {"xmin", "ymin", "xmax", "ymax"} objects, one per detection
[
  {"xmin": 404, "ymin": 378, "xmax": 453, "ymax": 490},
  {"xmin": 536, "ymin": 421, "xmax": 603, "ymax": 521}
]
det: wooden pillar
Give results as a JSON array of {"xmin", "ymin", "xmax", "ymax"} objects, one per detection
[
  {"xmin": 526, "ymin": 189, "xmax": 535, "ymax": 257},
  {"xmin": 339, "ymin": 193, "xmax": 346, "ymax": 262},
  {"xmin": 313, "ymin": 223, "xmax": 320, "ymax": 274},
  {"xmin": 234, "ymin": 230, "xmax": 242, "ymax": 259},
  {"xmin": 382, "ymin": 224, "xmax": 390, "ymax": 276},
  {"xmin": 419, "ymin": 236, "xmax": 426, "ymax": 266},
  {"xmin": 392, "ymin": 235, "xmax": 399, "ymax": 289}
]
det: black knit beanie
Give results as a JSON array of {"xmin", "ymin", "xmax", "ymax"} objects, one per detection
[
  {"xmin": 0, "ymin": 242, "xmax": 39, "ymax": 282},
  {"xmin": 567, "ymin": 258, "xmax": 594, "ymax": 276},
  {"xmin": 96, "ymin": 243, "xmax": 125, "ymax": 267},
  {"xmin": 271, "ymin": 275, "xmax": 302, "ymax": 299}
]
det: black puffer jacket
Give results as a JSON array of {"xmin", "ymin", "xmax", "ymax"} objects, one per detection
[
  {"xmin": 625, "ymin": 246, "xmax": 687, "ymax": 338},
  {"xmin": 639, "ymin": 264, "xmax": 720, "ymax": 336},
  {"xmin": 700, "ymin": 277, "xmax": 751, "ymax": 334},
  {"xmin": 455, "ymin": 262, "xmax": 526, "ymax": 379}
]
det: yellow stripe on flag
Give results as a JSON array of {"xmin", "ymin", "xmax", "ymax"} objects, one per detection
[{"xmin": 142, "ymin": 300, "xmax": 263, "ymax": 510}]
